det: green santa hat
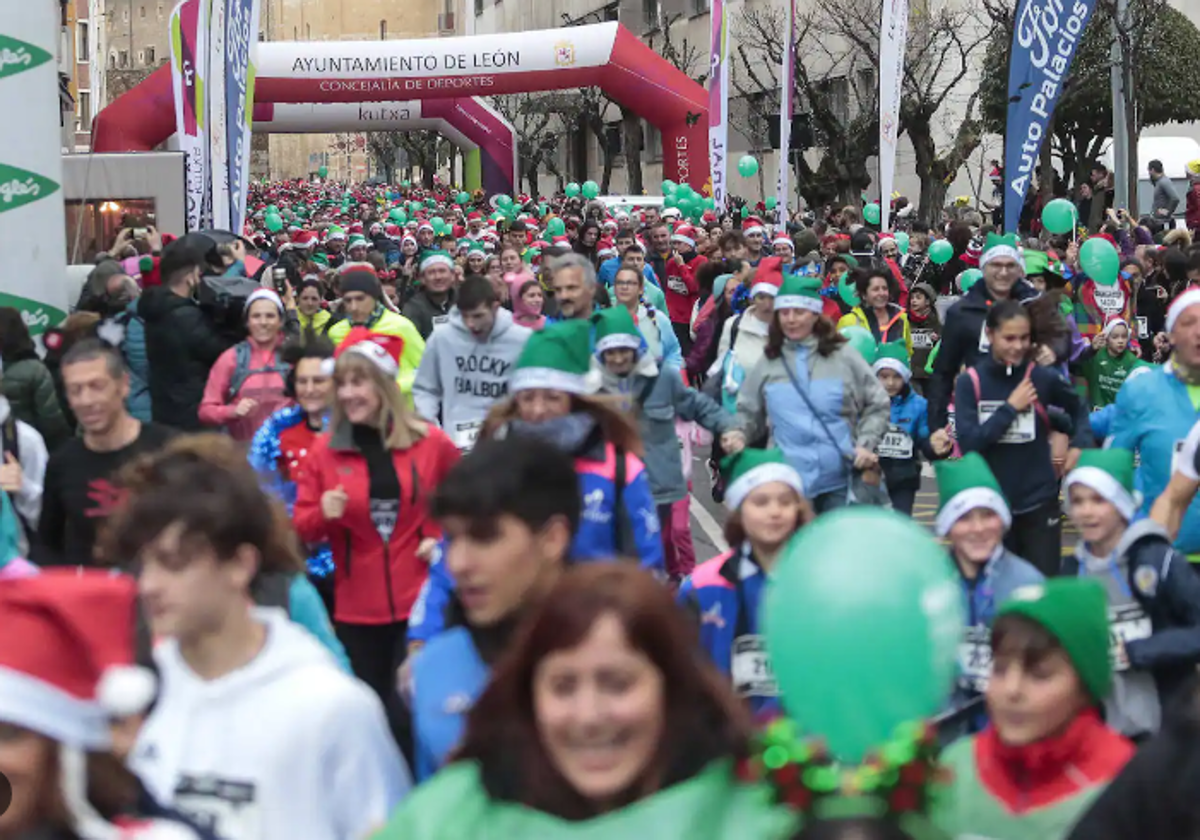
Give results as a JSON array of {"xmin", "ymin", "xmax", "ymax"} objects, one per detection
[
  {"xmin": 773, "ymin": 273, "xmax": 825, "ymax": 315},
  {"xmin": 979, "ymin": 232, "xmax": 1022, "ymax": 271},
  {"xmin": 592, "ymin": 307, "xmax": 644, "ymax": 356},
  {"xmin": 510, "ymin": 320, "xmax": 602, "ymax": 396},
  {"xmin": 997, "ymin": 578, "xmax": 1112, "ymax": 702},
  {"xmin": 722, "ymin": 448, "xmax": 804, "ymax": 511},
  {"xmin": 1064, "ymin": 448, "xmax": 1140, "ymax": 523},
  {"xmin": 348, "ymin": 233, "xmax": 369, "ymax": 250},
  {"xmin": 871, "ymin": 342, "xmax": 911, "ymax": 383},
  {"xmin": 935, "ymin": 452, "xmax": 1011, "ymax": 537},
  {"xmin": 419, "ymin": 249, "xmax": 455, "ymax": 272}
]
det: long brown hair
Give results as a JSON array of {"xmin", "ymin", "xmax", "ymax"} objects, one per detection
[
  {"xmin": 454, "ymin": 564, "xmax": 751, "ymax": 820},
  {"xmin": 481, "ymin": 393, "xmax": 644, "ymax": 458},
  {"xmin": 765, "ymin": 312, "xmax": 847, "ymax": 359}
]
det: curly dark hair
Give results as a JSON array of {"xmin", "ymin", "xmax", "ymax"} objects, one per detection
[{"xmin": 0, "ymin": 306, "xmax": 37, "ymax": 363}]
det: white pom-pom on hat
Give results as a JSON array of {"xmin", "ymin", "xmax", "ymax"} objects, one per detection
[{"xmin": 96, "ymin": 665, "xmax": 157, "ymax": 718}]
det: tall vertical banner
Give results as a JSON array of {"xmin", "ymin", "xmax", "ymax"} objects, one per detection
[
  {"xmin": 207, "ymin": 0, "xmax": 230, "ymax": 230},
  {"xmin": 878, "ymin": 0, "xmax": 907, "ymax": 233},
  {"xmin": 774, "ymin": 0, "xmax": 797, "ymax": 225},
  {"xmin": 1003, "ymin": 0, "xmax": 1098, "ymax": 233},
  {"xmin": 169, "ymin": 0, "xmax": 210, "ymax": 230},
  {"xmin": 707, "ymin": 0, "xmax": 729, "ymax": 212},
  {"xmin": 0, "ymin": 0, "xmax": 69, "ymax": 337},
  {"xmin": 225, "ymin": 0, "xmax": 260, "ymax": 234}
]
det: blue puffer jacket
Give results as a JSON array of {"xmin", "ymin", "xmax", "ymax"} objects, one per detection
[
  {"xmin": 880, "ymin": 387, "xmax": 936, "ymax": 487},
  {"xmin": 406, "ymin": 439, "xmax": 664, "ymax": 644},
  {"xmin": 120, "ymin": 301, "xmax": 152, "ymax": 422},
  {"xmin": 1111, "ymin": 364, "xmax": 1200, "ymax": 557}
]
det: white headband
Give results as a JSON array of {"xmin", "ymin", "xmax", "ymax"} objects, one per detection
[
  {"xmin": 1064, "ymin": 466, "xmax": 1139, "ymax": 523},
  {"xmin": 979, "ymin": 244, "xmax": 1022, "ymax": 270},
  {"xmin": 245, "ymin": 288, "xmax": 284, "ymax": 316},
  {"xmin": 420, "ymin": 253, "xmax": 454, "ymax": 272},
  {"xmin": 725, "ymin": 462, "xmax": 804, "ymax": 511},
  {"xmin": 1167, "ymin": 288, "xmax": 1200, "ymax": 333},
  {"xmin": 872, "ymin": 357, "xmax": 911, "ymax": 383},
  {"xmin": 936, "ymin": 487, "xmax": 1012, "ymax": 537},
  {"xmin": 774, "ymin": 295, "xmax": 823, "ymax": 314}
]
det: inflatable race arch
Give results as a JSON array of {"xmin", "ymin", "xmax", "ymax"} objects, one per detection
[
  {"xmin": 253, "ymin": 99, "xmax": 518, "ymax": 196},
  {"xmin": 92, "ymin": 22, "xmax": 710, "ymax": 192}
]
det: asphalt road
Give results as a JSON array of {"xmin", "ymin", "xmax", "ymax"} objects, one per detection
[{"xmin": 686, "ymin": 449, "xmax": 1079, "ymax": 566}]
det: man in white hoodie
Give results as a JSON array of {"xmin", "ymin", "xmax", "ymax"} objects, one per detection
[
  {"xmin": 412, "ymin": 275, "xmax": 530, "ymax": 450},
  {"xmin": 113, "ymin": 436, "xmax": 410, "ymax": 840}
]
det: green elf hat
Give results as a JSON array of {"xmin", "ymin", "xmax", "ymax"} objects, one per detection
[
  {"xmin": 466, "ymin": 240, "xmax": 486, "ymax": 255},
  {"xmin": 510, "ymin": 320, "xmax": 602, "ymax": 396},
  {"xmin": 774, "ymin": 273, "xmax": 825, "ymax": 314},
  {"xmin": 871, "ymin": 341, "xmax": 911, "ymax": 383},
  {"xmin": 979, "ymin": 232, "xmax": 1022, "ymax": 271},
  {"xmin": 997, "ymin": 578, "xmax": 1112, "ymax": 702},
  {"xmin": 722, "ymin": 448, "xmax": 804, "ymax": 511},
  {"xmin": 1023, "ymin": 249, "xmax": 1050, "ymax": 277},
  {"xmin": 419, "ymin": 249, "xmax": 455, "ymax": 272},
  {"xmin": 1064, "ymin": 448, "xmax": 1140, "ymax": 522},
  {"xmin": 310, "ymin": 253, "xmax": 329, "ymax": 268},
  {"xmin": 934, "ymin": 452, "xmax": 1011, "ymax": 537},
  {"xmin": 347, "ymin": 233, "xmax": 369, "ymax": 249},
  {"xmin": 592, "ymin": 307, "xmax": 644, "ymax": 357}
]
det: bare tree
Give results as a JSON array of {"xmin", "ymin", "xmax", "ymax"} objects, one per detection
[{"xmin": 490, "ymin": 93, "xmax": 573, "ymax": 196}]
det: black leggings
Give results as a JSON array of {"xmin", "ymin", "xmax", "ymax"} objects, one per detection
[
  {"xmin": 336, "ymin": 621, "xmax": 412, "ymax": 761},
  {"xmin": 888, "ymin": 479, "xmax": 920, "ymax": 517},
  {"xmin": 1004, "ymin": 499, "xmax": 1063, "ymax": 577}
]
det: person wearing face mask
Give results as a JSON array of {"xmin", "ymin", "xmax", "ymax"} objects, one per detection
[
  {"xmin": 139, "ymin": 237, "xmax": 235, "ymax": 431},
  {"xmin": 1077, "ymin": 318, "xmax": 1150, "ymax": 410},
  {"xmin": 1063, "ymin": 449, "xmax": 1200, "ymax": 740},
  {"xmin": 379, "ymin": 564, "xmax": 796, "ymax": 840},
  {"xmin": 935, "ymin": 454, "xmax": 1043, "ymax": 737},
  {"xmin": 293, "ymin": 329, "xmax": 460, "ymax": 755},
  {"xmin": 954, "ymin": 301, "xmax": 1092, "ymax": 577},
  {"xmin": 199, "ymin": 288, "xmax": 295, "ymax": 442},
  {"xmin": 933, "ymin": 578, "xmax": 1134, "ymax": 839},
  {"xmin": 679, "ymin": 448, "xmax": 811, "ymax": 717}
]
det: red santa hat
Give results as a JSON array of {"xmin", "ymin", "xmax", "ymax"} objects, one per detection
[
  {"xmin": 384, "ymin": 223, "xmax": 402, "ymax": 239},
  {"xmin": 598, "ymin": 238, "xmax": 618, "ymax": 259},
  {"xmin": 467, "ymin": 211, "xmax": 483, "ymax": 222},
  {"xmin": 750, "ymin": 256, "xmax": 787, "ymax": 298},
  {"xmin": 348, "ymin": 222, "xmax": 364, "ymax": 234},
  {"xmin": 743, "ymin": 217, "xmax": 766, "ymax": 237},
  {"xmin": 772, "ymin": 232, "xmax": 794, "ymax": 251},
  {"xmin": 417, "ymin": 220, "xmax": 435, "ymax": 234},
  {"xmin": 671, "ymin": 224, "xmax": 698, "ymax": 250},
  {"xmin": 329, "ymin": 327, "xmax": 405, "ymax": 378},
  {"xmin": 0, "ymin": 571, "xmax": 157, "ymax": 750},
  {"xmin": 291, "ymin": 230, "xmax": 318, "ymax": 250}
]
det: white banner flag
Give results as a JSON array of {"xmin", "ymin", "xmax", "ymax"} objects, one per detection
[
  {"xmin": 207, "ymin": 0, "xmax": 230, "ymax": 230},
  {"xmin": 775, "ymin": 0, "xmax": 796, "ymax": 225},
  {"xmin": 878, "ymin": 0, "xmax": 908, "ymax": 232},
  {"xmin": 708, "ymin": 0, "xmax": 729, "ymax": 212}
]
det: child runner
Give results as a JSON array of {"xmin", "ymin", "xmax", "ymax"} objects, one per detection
[{"xmin": 1078, "ymin": 318, "xmax": 1150, "ymax": 410}]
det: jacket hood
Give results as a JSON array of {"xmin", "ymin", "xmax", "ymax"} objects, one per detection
[
  {"xmin": 137, "ymin": 284, "xmax": 193, "ymax": 323},
  {"xmin": 448, "ymin": 305, "xmax": 519, "ymax": 341}
]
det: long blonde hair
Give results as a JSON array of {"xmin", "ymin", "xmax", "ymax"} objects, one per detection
[{"xmin": 332, "ymin": 353, "xmax": 427, "ymax": 450}]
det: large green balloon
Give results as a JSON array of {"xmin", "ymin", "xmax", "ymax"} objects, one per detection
[
  {"xmin": 389, "ymin": 208, "xmax": 403, "ymax": 221},
  {"xmin": 582, "ymin": 180, "xmax": 600, "ymax": 199},
  {"xmin": 863, "ymin": 203, "xmax": 882, "ymax": 226},
  {"xmin": 1041, "ymin": 198, "xmax": 1078, "ymax": 235},
  {"xmin": 456, "ymin": 191, "xmax": 470, "ymax": 205},
  {"xmin": 839, "ymin": 325, "xmax": 875, "ymax": 360},
  {"xmin": 264, "ymin": 214, "xmax": 283, "ymax": 232},
  {"xmin": 317, "ymin": 166, "xmax": 328, "ymax": 178},
  {"xmin": 1080, "ymin": 237, "xmax": 1120, "ymax": 286},
  {"xmin": 496, "ymin": 195, "xmax": 514, "ymax": 209},
  {"xmin": 737, "ymin": 155, "xmax": 759, "ymax": 177},
  {"xmin": 547, "ymin": 217, "xmax": 566, "ymax": 236},
  {"xmin": 837, "ymin": 272, "xmax": 860, "ymax": 307},
  {"xmin": 661, "ymin": 179, "xmax": 678, "ymax": 195},
  {"xmin": 927, "ymin": 239, "xmax": 954, "ymax": 265},
  {"xmin": 765, "ymin": 196, "xmax": 778, "ymax": 210},
  {"xmin": 894, "ymin": 231, "xmax": 910, "ymax": 255},
  {"xmin": 958, "ymin": 268, "xmax": 983, "ymax": 293},
  {"xmin": 765, "ymin": 508, "xmax": 964, "ymax": 763},
  {"xmin": 565, "ymin": 183, "xmax": 581, "ymax": 198}
]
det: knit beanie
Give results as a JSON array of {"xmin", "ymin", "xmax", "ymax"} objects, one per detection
[
  {"xmin": 722, "ymin": 448, "xmax": 804, "ymax": 511},
  {"xmin": 935, "ymin": 452, "xmax": 1011, "ymax": 537},
  {"xmin": 510, "ymin": 320, "xmax": 602, "ymax": 395},
  {"xmin": 997, "ymin": 578, "xmax": 1113, "ymax": 702},
  {"xmin": 1064, "ymin": 448, "xmax": 1140, "ymax": 523},
  {"xmin": 774, "ymin": 273, "xmax": 824, "ymax": 314},
  {"xmin": 340, "ymin": 267, "xmax": 382, "ymax": 300},
  {"xmin": 592, "ymin": 307, "xmax": 644, "ymax": 356},
  {"xmin": 871, "ymin": 342, "xmax": 911, "ymax": 383}
]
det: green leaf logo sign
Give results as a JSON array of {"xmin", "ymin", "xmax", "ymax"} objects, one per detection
[
  {"xmin": 0, "ymin": 163, "xmax": 59, "ymax": 214},
  {"xmin": 0, "ymin": 35, "xmax": 52, "ymax": 81},
  {"xmin": 0, "ymin": 293, "xmax": 67, "ymax": 338}
]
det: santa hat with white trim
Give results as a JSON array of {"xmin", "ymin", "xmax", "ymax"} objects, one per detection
[
  {"xmin": 1064, "ymin": 448, "xmax": 1141, "ymax": 523},
  {"xmin": 774, "ymin": 271, "xmax": 825, "ymax": 314},
  {"xmin": 742, "ymin": 216, "xmax": 766, "ymax": 237},
  {"xmin": 672, "ymin": 224, "xmax": 698, "ymax": 250},
  {"xmin": 1167, "ymin": 287, "xmax": 1200, "ymax": 333},
  {"xmin": 871, "ymin": 341, "xmax": 911, "ymax": 383},
  {"xmin": 597, "ymin": 238, "xmax": 618, "ymax": 260},
  {"xmin": 329, "ymin": 327, "xmax": 405, "ymax": 379},
  {"xmin": 510, "ymin": 320, "xmax": 603, "ymax": 396},
  {"xmin": 935, "ymin": 452, "xmax": 1012, "ymax": 537},
  {"xmin": 772, "ymin": 231, "xmax": 795, "ymax": 252},
  {"xmin": 420, "ymin": 249, "xmax": 455, "ymax": 272},
  {"xmin": 0, "ymin": 571, "xmax": 157, "ymax": 751},
  {"xmin": 722, "ymin": 448, "xmax": 805, "ymax": 511},
  {"xmin": 592, "ymin": 306, "xmax": 646, "ymax": 358},
  {"xmin": 749, "ymin": 256, "xmax": 786, "ymax": 299}
]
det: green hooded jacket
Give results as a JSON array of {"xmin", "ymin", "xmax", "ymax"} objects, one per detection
[{"xmin": 370, "ymin": 759, "xmax": 797, "ymax": 840}]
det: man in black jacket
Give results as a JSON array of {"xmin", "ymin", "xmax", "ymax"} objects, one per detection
[{"xmin": 138, "ymin": 238, "xmax": 232, "ymax": 430}]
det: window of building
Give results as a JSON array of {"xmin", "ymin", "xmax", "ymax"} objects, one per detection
[
  {"xmin": 119, "ymin": 49, "xmax": 129, "ymax": 67},
  {"xmin": 474, "ymin": 0, "xmax": 482, "ymax": 15},
  {"xmin": 157, "ymin": 2, "xmax": 163, "ymax": 18},
  {"xmin": 643, "ymin": 0, "xmax": 659, "ymax": 28},
  {"xmin": 144, "ymin": 46, "xmax": 155, "ymax": 64},
  {"xmin": 380, "ymin": 19, "xmax": 387, "ymax": 38},
  {"xmin": 690, "ymin": 0, "xmax": 710, "ymax": 14},
  {"xmin": 75, "ymin": 21, "xmax": 89, "ymax": 61},
  {"xmin": 139, "ymin": 6, "xmax": 146, "ymax": 17},
  {"xmin": 122, "ymin": 8, "xmax": 128, "ymax": 21},
  {"xmin": 77, "ymin": 91, "xmax": 91, "ymax": 132}
]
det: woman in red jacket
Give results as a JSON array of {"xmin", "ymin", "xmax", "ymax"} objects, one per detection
[{"xmin": 293, "ymin": 327, "xmax": 459, "ymax": 748}]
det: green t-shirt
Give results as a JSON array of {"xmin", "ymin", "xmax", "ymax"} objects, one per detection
[{"xmin": 1082, "ymin": 350, "xmax": 1147, "ymax": 409}]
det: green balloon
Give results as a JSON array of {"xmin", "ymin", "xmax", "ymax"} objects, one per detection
[
  {"xmin": 894, "ymin": 231, "xmax": 910, "ymax": 255},
  {"xmin": 765, "ymin": 508, "xmax": 964, "ymax": 762},
  {"xmin": 1080, "ymin": 237, "xmax": 1120, "ymax": 286},
  {"xmin": 927, "ymin": 239, "xmax": 954, "ymax": 265},
  {"xmin": 430, "ymin": 216, "xmax": 445, "ymax": 231},
  {"xmin": 737, "ymin": 155, "xmax": 759, "ymax": 177},
  {"xmin": 661, "ymin": 180, "xmax": 678, "ymax": 195},
  {"xmin": 496, "ymin": 195, "xmax": 514, "ymax": 209},
  {"xmin": 703, "ymin": 197, "xmax": 716, "ymax": 210},
  {"xmin": 317, "ymin": 166, "xmax": 328, "ymax": 178},
  {"xmin": 565, "ymin": 183, "xmax": 581, "ymax": 198},
  {"xmin": 1042, "ymin": 198, "xmax": 1078, "ymax": 235},
  {"xmin": 958, "ymin": 268, "xmax": 984, "ymax": 293},
  {"xmin": 267, "ymin": 205, "xmax": 279, "ymax": 215},
  {"xmin": 664, "ymin": 195, "xmax": 679, "ymax": 210},
  {"xmin": 389, "ymin": 208, "xmax": 403, "ymax": 221},
  {"xmin": 676, "ymin": 196, "xmax": 695, "ymax": 215},
  {"xmin": 401, "ymin": 180, "xmax": 411, "ymax": 188},
  {"xmin": 765, "ymin": 196, "xmax": 778, "ymax": 210},
  {"xmin": 547, "ymin": 217, "xmax": 566, "ymax": 237},
  {"xmin": 838, "ymin": 273, "xmax": 860, "ymax": 307},
  {"xmin": 863, "ymin": 202, "xmax": 882, "ymax": 226},
  {"xmin": 264, "ymin": 214, "xmax": 283, "ymax": 232},
  {"xmin": 425, "ymin": 198, "xmax": 437, "ymax": 208},
  {"xmin": 840, "ymin": 325, "xmax": 876, "ymax": 359},
  {"xmin": 456, "ymin": 191, "xmax": 470, "ymax": 205},
  {"xmin": 582, "ymin": 180, "xmax": 600, "ymax": 199}
]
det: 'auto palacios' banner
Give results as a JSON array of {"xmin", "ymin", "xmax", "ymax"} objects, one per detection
[
  {"xmin": 1003, "ymin": 0, "xmax": 1098, "ymax": 233},
  {"xmin": 224, "ymin": 0, "xmax": 259, "ymax": 235}
]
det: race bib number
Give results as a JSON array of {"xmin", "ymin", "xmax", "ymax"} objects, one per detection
[
  {"xmin": 1109, "ymin": 603, "xmax": 1153, "ymax": 672},
  {"xmin": 452, "ymin": 421, "xmax": 482, "ymax": 450},
  {"xmin": 173, "ymin": 775, "xmax": 259, "ymax": 840},
  {"xmin": 432, "ymin": 314, "xmax": 451, "ymax": 327},
  {"xmin": 979, "ymin": 400, "xmax": 1035, "ymax": 444},
  {"xmin": 667, "ymin": 277, "xmax": 689, "ymax": 294},
  {"xmin": 731, "ymin": 635, "xmax": 779, "ymax": 697},
  {"xmin": 978, "ymin": 321, "xmax": 991, "ymax": 353},
  {"xmin": 912, "ymin": 329, "xmax": 935, "ymax": 350},
  {"xmin": 878, "ymin": 424, "xmax": 914, "ymax": 459},
  {"xmin": 957, "ymin": 625, "xmax": 992, "ymax": 693},
  {"xmin": 1093, "ymin": 285, "xmax": 1126, "ymax": 316},
  {"xmin": 1136, "ymin": 316, "xmax": 1149, "ymax": 339}
]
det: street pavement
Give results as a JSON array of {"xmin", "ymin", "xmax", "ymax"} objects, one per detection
[{"xmin": 687, "ymin": 451, "xmax": 1079, "ymax": 566}]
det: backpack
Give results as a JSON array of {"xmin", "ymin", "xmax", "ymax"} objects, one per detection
[{"xmin": 227, "ymin": 341, "xmax": 291, "ymax": 401}]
